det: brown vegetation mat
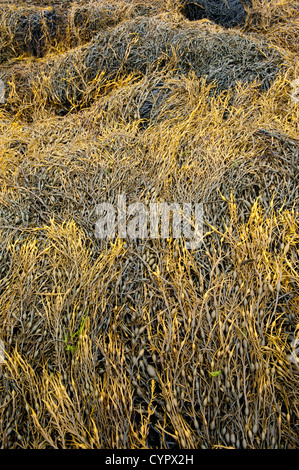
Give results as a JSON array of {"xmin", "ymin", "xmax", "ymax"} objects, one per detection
[
  {"xmin": 0, "ymin": 5, "xmax": 59, "ymax": 62},
  {"xmin": 1, "ymin": 12, "xmax": 289, "ymax": 115},
  {"xmin": 244, "ymin": 0, "xmax": 299, "ymax": 54},
  {"xmin": 84, "ymin": 13, "xmax": 285, "ymax": 87},
  {"xmin": 0, "ymin": 1, "xmax": 166, "ymax": 61},
  {"xmin": 0, "ymin": 0, "xmax": 298, "ymax": 451}
]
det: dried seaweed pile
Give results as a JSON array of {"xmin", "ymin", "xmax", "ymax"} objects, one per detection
[
  {"xmin": 0, "ymin": 6, "xmax": 59, "ymax": 61},
  {"xmin": 244, "ymin": 0, "xmax": 299, "ymax": 54},
  {"xmin": 38, "ymin": 13, "xmax": 286, "ymax": 110},
  {"xmin": 0, "ymin": 0, "xmax": 298, "ymax": 451},
  {"xmin": 0, "ymin": 1, "xmax": 165, "ymax": 62},
  {"xmin": 85, "ymin": 14, "xmax": 285, "ymax": 85}
]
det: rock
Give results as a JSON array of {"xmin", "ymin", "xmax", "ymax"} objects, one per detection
[
  {"xmin": 180, "ymin": 0, "xmax": 248, "ymax": 28},
  {"xmin": 139, "ymin": 83, "xmax": 170, "ymax": 122}
]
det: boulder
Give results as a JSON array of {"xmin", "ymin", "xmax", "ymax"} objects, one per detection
[{"xmin": 180, "ymin": 0, "xmax": 248, "ymax": 28}]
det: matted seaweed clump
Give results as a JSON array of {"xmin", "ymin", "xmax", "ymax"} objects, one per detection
[
  {"xmin": 84, "ymin": 13, "xmax": 285, "ymax": 93},
  {"xmin": 46, "ymin": 14, "xmax": 285, "ymax": 108},
  {"xmin": 0, "ymin": 1, "xmax": 166, "ymax": 62},
  {"xmin": 0, "ymin": 6, "xmax": 59, "ymax": 60},
  {"xmin": 66, "ymin": 2, "xmax": 127, "ymax": 47}
]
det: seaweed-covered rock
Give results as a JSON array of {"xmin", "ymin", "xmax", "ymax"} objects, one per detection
[
  {"xmin": 139, "ymin": 83, "xmax": 170, "ymax": 121},
  {"xmin": 180, "ymin": 0, "xmax": 248, "ymax": 28},
  {"xmin": 26, "ymin": 10, "xmax": 58, "ymax": 57},
  {"xmin": 85, "ymin": 15, "xmax": 284, "ymax": 92},
  {"xmin": 3, "ymin": 8, "xmax": 59, "ymax": 58},
  {"xmin": 67, "ymin": 2, "xmax": 124, "ymax": 46},
  {"xmin": 44, "ymin": 14, "xmax": 286, "ymax": 108}
]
